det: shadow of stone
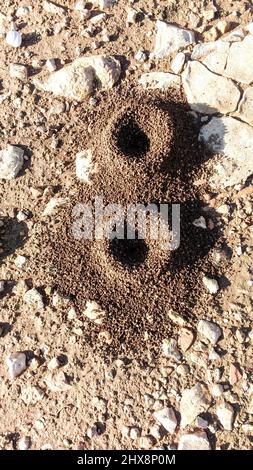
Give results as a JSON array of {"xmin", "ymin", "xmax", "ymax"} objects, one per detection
[{"xmin": 0, "ymin": 217, "xmax": 28, "ymax": 262}]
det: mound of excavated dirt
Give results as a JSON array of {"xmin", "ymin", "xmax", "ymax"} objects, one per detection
[{"xmin": 35, "ymin": 87, "xmax": 223, "ymax": 357}]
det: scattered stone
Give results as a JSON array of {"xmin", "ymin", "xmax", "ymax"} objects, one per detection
[
  {"xmin": 139, "ymin": 72, "xmax": 180, "ymax": 90},
  {"xmin": 44, "ymin": 371, "xmax": 70, "ymax": 392},
  {"xmin": 247, "ymin": 396, "xmax": 253, "ymax": 414},
  {"xmin": 178, "ymin": 327, "xmax": 195, "ymax": 352},
  {"xmin": 195, "ymin": 417, "xmax": 208, "ymax": 429},
  {"xmin": 9, "ymin": 63, "xmax": 28, "ymax": 81},
  {"xmin": 224, "ymin": 35, "xmax": 253, "ymax": 84},
  {"xmin": 193, "ymin": 216, "xmax": 207, "ymax": 229},
  {"xmin": 135, "ymin": 49, "xmax": 147, "ymax": 62},
  {"xmin": 129, "ymin": 427, "xmax": 141, "ymax": 439},
  {"xmin": 16, "ymin": 6, "xmax": 31, "ymax": 17},
  {"xmin": 42, "ymin": 197, "xmax": 68, "ymax": 216},
  {"xmin": 202, "ymin": 276, "xmax": 219, "ymax": 294},
  {"xmin": 162, "ymin": 338, "xmax": 181, "ymax": 361},
  {"xmin": 46, "ymin": 58, "xmax": 57, "ymax": 72},
  {"xmin": 83, "ymin": 301, "xmax": 106, "ymax": 325},
  {"xmin": 98, "ymin": 0, "xmax": 117, "ymax": 8},
  {"xmin": 217, "ymin": 204, "xmax": 230, "ymax": 215},
  {"xmin": 18, "ymin": 436, "xmax": 31, "ymax": 450},
  {"xmin": 182, "ymin": 61, "xmax": 240, "ymax": 114},
  {"xmin": 180, "ymin": 383, "xmax": 211, "ymax": 428},
  {"xmin": 178, "ymin": 431, "xmax": 211, "ymax": 450},
  {"xmin": 197, "ymin": 320, "xmax": 222, "ymax": 345},
  {"xmin": 87, "ymin": 425, "xmax": 99, "ymax": 438},
  {"xmin": 15, "ymin": 255, "xmax": 27, "ymax": 268},
  {"xmin": 126, "ymin": 8, "xmax": 137, "ymax": 25},
  {"xmin": 229, "ymin": 363, "xmax": 242, "ymax": 386},
  {"xmin": 216, "ymin": 20, "xmax": 231, "ymax": 35},
  {"xmin": 7, "ymin": 352, "xmax": 27, "ymax": 379},
  {"xmin": 211, "ymin": 383, "xmax": 224, "ymax": 397},
  {"xmin": 23, "ymin": 288, "xmax": 44, "ymax": 310},
  {"xmin": 6, "ymin": 30, "xmax": 22, "ymax": 47},
  {"xmin": 139, "ymin": 435, "xmax": 156, "ymax": 449},
  {"xmin": 17, "ymin": 210, "xmax": 29, "ymax": 222},
  {"xmin": 76, "ymin": 149, "xmax": 97, "ymax": 182},
  {"xmin": 43, "ymin": 1, "xmax": 66, "ymax": 15},
  {"xmin": 153, "ymin": 407, "xmax": 177, "ymax": 434},
  {"xmin": 199, "ymin": 116, "xmax": 253, "ymax": 188},
  {"xmin": 34, "ymin": 55, "xmax": 121, "ymax": 101},
  {"xmin": 238, "ymin": 87, "xmax": 253, "ymax": 126},
  {"xmin": 154, "ymin": 21, "xmax": 195, "ymax": 59},
  {"xmin": 171, "ymin": 52, "xmax": 185, "ymax": 74},
  {"xmin": 48, "ymin": 357, "xmax": 61, "ymax": 371},
  {"xmin": 0, "ymin": 145, "xmax": 24, "ymax": 180},
  {"xmin": 121, "ymin": 425, "xmax": 130, "ymax": 437},
  {"xmin": 176, "ymin": 364, "xmax": 190, "ymax": 376},
  {"xmin": 21, "ymin": 385, "xmax": 44, "ymax": 404},
  {"xmin": 216, "ymin": 401, "xmax": 234, "ymax": 431},
  {"xmin": 0, "ymin": 280, "xmax": 5, "ymax": 293},
  {"xmin": 90, "ymin": 13, "xmax": 107, "ymax": 25}
]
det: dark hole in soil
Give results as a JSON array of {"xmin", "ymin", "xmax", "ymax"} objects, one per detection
[
  {"xmin": 115, "ymin": 114, "xmax": 150, "ymax": 157},
  {"xmin": 109, "ymin": 237, "xmax": 149, "ymax": 268}
]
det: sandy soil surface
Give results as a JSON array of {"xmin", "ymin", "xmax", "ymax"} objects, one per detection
[{"xmin": 0, "ymin": 0, "xmax": 253, "ymax": 451}]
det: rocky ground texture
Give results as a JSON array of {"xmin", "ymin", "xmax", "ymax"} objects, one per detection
[{"xmin": 0, "ymin": 0, "xmax": 253, "ymax": 451}]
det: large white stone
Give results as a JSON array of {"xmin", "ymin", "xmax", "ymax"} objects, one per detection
[
  {"xmin": 199, "ymin": 116, "xmax": 253, "ymax": 187},
  {"xmin": 238, "ymin": 87, "xmax": 253, "ymax": 125},
  {"xmin": 224, "ymin": 35, "xmax": 253, "ymax": 84},
  {"xmin": 182, "ymin": 61, "xmax": 240, "ymax": 114},
  {"xmin": 34, "ymin": 55, "xmax": 121, "ymax": 101},
  {"xmin": 178, "ymin": 431, "xmax": 211, "ymax": 450},
  {"xmin": 0, "ymin": 145, "xmax": 24, "ymax": 179},
  {"xmin": 139, "ymin": 72, "xmax": 180, "ymax": 90},
  {"xmin": 192, "ymin": 41, "xmax": 230, "ymax": 75},
  {"xmin": 154, "ymin": 21, "xmax": 195, "ymax": 59},
  {"xmin": 180, "ymin": 383, "xmax": 211, "ymax": 427}
]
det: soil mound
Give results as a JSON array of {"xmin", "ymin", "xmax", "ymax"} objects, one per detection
[{"xmin": 36, "ymin": 87, "xmax": 222, "ymax": 357}]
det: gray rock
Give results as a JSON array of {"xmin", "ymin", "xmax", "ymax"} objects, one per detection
[
  {"xmin": 202, "ymin": 276, "xmax": 219, "ymax": 294},
  {"xmin": 178, "ymin": 431, "xmax": 211, "ymax": 450},
  {"xmin": 0, "ymin": 145, "xmax": 24, "ymax": 180},
  {"xmin": 7, "ymin": 352, "xmax": 27, "ymax": 379},
  {"xmin": 224, "ymin": 35, "xmax": 253, "ymax": 84},
  {"xmin": 153, "ymin": 407, "xmax": 177, "ymax": 434},
  {"xmin": 76, "ymin": 149, "xmax": 97, "ymax": 182},
  {"xmin": 162, "ymin": 338, "xmax": 181, "ymax": 361},
  {"xmin": 180, "ymin": 383, "xmax": 211, "ymax": 427},
  {"xmin": 139, "ymin": 72, "xmax": 180, "ymax": 90},
  {"xmin": 199, "ymin": 116, "xmax": 253, "ymax": 188},
  {"xmin": 238, "ymin": 87, "xmax": 253, "ymax": 125},
  {"xmin": 171, "ymin": 52, "xmax": 185, "ymax": 74},
  {"xmin": 197, "ymin": 320, "xmax": 222, "ymax": 345},
  {"xmin": 23, "ymin": 288, "xmax": 45, "ymax": 310},
  {"xmin": 216, "ymin": 401, "xmax": 234, "ymax": 430},
  {"xmin": 34, "ymin": 55, "xmax": 121, "ymax": 101},
  {"xmin": 154, "ymin": 21, "xmax": 195, "ymax": 59},
  {"xmin": 182, "ymin": 61, "xmax": 240, "ymax": 114}
]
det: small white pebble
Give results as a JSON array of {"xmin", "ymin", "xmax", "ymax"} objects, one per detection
[
  {"xmin": 46, "ymin": 58, "xmax": 57, "ymax": 72},
  {"xmin": 203, "ymin": 276, "xmax": 219, "ymax": 294},
  {"xmin": 18, "ymin": 436, "xmax": 31, "ymax": 450},
  {"xmin": 6, "ymin": 30, "xmax": 22, "ymax": 47},
  {"xmin": 7, "ymin": 352, "xmax": 27, "ymax": 379}
]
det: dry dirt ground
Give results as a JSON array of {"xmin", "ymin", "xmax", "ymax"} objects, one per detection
[{"xmin": 0, "ymin": 0, "xmax": 253, "ymax": 451}]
